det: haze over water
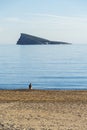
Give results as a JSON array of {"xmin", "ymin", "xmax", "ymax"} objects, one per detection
[{"xmin": 0, "ymin": 44, "xmax": 87, "ymax": 90}]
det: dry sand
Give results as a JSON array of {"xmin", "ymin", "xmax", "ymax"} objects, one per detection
[{"xmin": 0, "ymin": 90, "xmax": 87, "ymax": 130}]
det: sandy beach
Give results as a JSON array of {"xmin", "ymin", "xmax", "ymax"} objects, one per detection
[{"xmin": 0, "ymin": 90, "xmax": 87, "ymax": 130}]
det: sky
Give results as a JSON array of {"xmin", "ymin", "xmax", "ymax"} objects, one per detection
[{"xmin": 0, "ymin": 0, "xmax": 87, "ymax": 44}]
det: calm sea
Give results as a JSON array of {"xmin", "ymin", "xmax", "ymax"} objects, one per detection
[{"xmin": 0, "ymin": 44, "xmax": 87, "ymax": 90}]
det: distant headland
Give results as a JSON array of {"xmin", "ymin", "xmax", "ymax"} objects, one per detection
[{"xmin": 17, "ymin": 33, "xmax": 71, "ymax": 45}]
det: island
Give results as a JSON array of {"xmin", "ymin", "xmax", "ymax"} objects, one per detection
[{"xmin": 17, "ymin": 33, "xmax": 71, "ymax": 45}]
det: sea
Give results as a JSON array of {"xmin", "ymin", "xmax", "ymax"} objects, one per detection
[{"xmin": 0, "ymin": 44, "xmax": 87, "ymax": 90}]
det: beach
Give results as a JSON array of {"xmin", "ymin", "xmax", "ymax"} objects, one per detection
[{"xmin": 0, "ymin": 90, "xmax": 87, "ymax": 130}]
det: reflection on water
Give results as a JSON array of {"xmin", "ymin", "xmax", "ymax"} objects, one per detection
[{"xmin": 0, "ymin": 44, "xmax": 87, "ymax": 90}]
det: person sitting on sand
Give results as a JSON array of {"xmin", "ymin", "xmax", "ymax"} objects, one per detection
[{"xmin": 29, "ymin": 83, "xmax": 32, "ymax": 90}]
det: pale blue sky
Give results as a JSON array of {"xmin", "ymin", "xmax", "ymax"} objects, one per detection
[{"xmin": 0, "ymin": 0, "xmax": 87, "ymax": 44}]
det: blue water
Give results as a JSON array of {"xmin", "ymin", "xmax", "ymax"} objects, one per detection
[{"xmin": 0, "ymin": 44, "xmax": 87, "ymax": 90}]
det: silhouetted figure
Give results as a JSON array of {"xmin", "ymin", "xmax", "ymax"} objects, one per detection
[{"xmin": 29, "ymin": 83, "xmax": 32, "ymax": 90}]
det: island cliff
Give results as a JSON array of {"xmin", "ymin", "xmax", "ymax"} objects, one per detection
[{"xmin": 17, "ymin": 33, "xmax": 71, "ymax": 45}]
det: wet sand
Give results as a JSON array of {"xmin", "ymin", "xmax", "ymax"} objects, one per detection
[{"xmin": 0, "ymin": 90, "xmax": 87, "ymax": 130}]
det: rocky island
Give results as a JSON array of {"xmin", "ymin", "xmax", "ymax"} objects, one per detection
[{"xmin": 17, "ymin": 33, "xmax": 71, "ymax": 45}]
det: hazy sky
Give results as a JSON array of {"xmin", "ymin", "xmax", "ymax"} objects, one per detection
[{"xmin": 0, "ymin": 0, "xmax": 87, "ymax": 44}]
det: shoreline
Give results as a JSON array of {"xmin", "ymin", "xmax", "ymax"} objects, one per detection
[{"xmin": 0, "ymin": 89, "xmax": 87, "ymax": 102}]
